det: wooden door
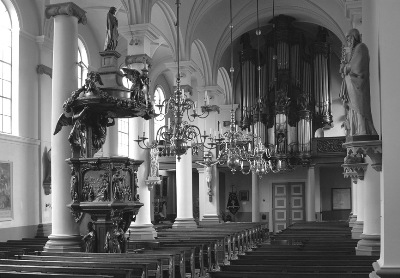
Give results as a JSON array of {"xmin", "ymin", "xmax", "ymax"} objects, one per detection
[{"xmin": 272, "ymin": 182, "xmax": 305, "ymax": 232}]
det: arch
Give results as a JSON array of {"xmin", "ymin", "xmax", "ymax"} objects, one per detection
[
  {"xmin": 153, "ymin": 85, "xmax": 166, "ymax": 139},
  {"xmin": 213, "ymin": 3, "xmax": 347, "ymax": 85},
  {"xmin": 151, "ymin": 0, "xmax": 183, "ymax": 62},
  {"xmin": 217, "ymin": 67, "xmax": 231, "ymax": 105},
  {"xmin": 77, "ymin": 37, "xmax": 89, "ymax": 87},
  {"xmin": 192, "ymin": 39, "xmax": 212, "ymax": 86}
]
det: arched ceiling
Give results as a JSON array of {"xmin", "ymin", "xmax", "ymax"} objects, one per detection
[{"xmin": 38, "ymin": 0, "xmax": 352, "ymax": 85}]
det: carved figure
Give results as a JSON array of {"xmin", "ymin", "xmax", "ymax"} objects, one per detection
[
  {"xmin": 92, "ymin": 115, "xmax": 115, "ymax": 154},
  {"xmin": 54, "ymin": 106, "xmax": 89, "ymax": 157},
  {"xmin": 83, "ymin": 72, "xmax": 103, "ymax": 95},
  {"xmin": 112, "ymin": 171, "xmax": 124, "ymax": 200},
  {"xmin": 149, "ymin": 148, "xmax": 159, "ymax": 177},
  {"xmin": 104, "ymin": 220, "xmax": 126, "ymax": 253},
  {"xmin": 122, "ymin": 67, "xmax": 145, "ymax": 102},
  {"xmin": 276, "ymin": 132, "xmax": 286, "ymax": 154},
  {"xmin": 82, "ymin": 221, "xmax": 97, "ymax": 252},
  {"xmin": 196, "ymin": 152, "xmax": 219, "ymax": 202},
  {"xmin": 339, "ymin": 28, "xmax": 377, "ymax": 136},
  {"xmin": 70, "ymin": 175, "xmax": 78, "ymax": 201},
  {"xmin": 95, "ymin": 175, "xmax": 109, "ymax": 202},
  {"xmin": 104, "ymin": 7, "xmax": 118, "ymax": 51}
]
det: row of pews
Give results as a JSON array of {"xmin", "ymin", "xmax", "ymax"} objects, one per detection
[
  {"xmin": 0, "ymin": 222, "xmax": 267, "ymax": 278},
  {"xmin": 208, "ymin": 221, "xmax": 378, "ymax": 278}
]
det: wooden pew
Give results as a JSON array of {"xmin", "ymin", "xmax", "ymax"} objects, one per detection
[
  {"xmin": 0, "ymin": 264, "xmax": 141, "ymax": 278},
  {"xmin": 219, "ymin": 264, "xmax": 373, "ymax": 273},
  {"xmin": 230, "ymin": 258, "xmax": 375, "ymax": 266},
  {"xmin": 18, "ymin": 255, "xmax": 163, "ymax": 278},
  {"xmin": 0, "ymin": 272, "xmax": 112, "ymax": 278},
  {"xmin": 130, "ymin": 239, "xmax": 210, "ymax": 276},
  {"xmin": 208, "ymin": 271, "xmax": 370, "ymax": 278},
  {"xmin": 34, "ymin": 252, "xmax": 170, "ymax": 278},
  {"xmin": 0, "ymin": 258, "xmax": 149, "ymax": 277}
]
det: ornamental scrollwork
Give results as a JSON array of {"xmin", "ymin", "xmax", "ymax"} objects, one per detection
[{"xmin": 316, "ymin": 138, "xmax": 346, "ymax": 153}]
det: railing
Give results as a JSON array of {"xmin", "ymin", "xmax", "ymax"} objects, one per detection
[{"xmin": 311, "ymin": 136, "xmax": 346, "ymax": 157}]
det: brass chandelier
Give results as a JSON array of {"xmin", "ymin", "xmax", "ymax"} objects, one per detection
[{"xmin": 134, "ymin": 0, "xmax": 214, "ymax": 160}]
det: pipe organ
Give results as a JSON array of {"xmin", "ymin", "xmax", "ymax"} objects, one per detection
[{"xmin": 238, "ymin": 15, "xmax": 332, "ymax": 165}]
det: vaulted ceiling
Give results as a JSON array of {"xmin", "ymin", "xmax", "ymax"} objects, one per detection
[{"xmin": 37, "ymin": 0, "xmax": 354, "ymax": 88}]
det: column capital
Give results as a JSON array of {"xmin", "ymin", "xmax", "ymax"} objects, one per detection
[
  {"xmin": 45, "ymin": 2, "xmax": 87, "ymax": 25},
  {"xmin": 343, "ymin": 139, "xmax": 382, "ymax": 172}
]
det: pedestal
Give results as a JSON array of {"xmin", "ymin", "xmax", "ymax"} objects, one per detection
[{"xmin": 356, "ymin": 234, "xmax": 380, "ymax": 256}]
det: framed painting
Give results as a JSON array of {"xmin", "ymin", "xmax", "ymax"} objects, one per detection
[
  {"xmin": 0, "ymin": 161, "xmax": 12, "ymax": 221},
  {"xmin": 332, "ymin": 188, "xmax": 351, "ymax": 210},
  {"xmin": 239, "ymin": 190, "xmax": 249, "ymax": 201}
]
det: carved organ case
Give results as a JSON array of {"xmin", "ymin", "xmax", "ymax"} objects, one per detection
[{"xmin": 238, "ymin": 15, "xmax": 333, "ymax": 162}]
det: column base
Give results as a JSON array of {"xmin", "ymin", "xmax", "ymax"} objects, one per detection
[
  {"xmin": 371, "ymin": 261, "xmax": 400, "ymax": 278},
  {"xmin": 356, "ymin": 234, "xmax": 380, "ymax": 256},
  {"xmin": 349, "ymin": 214, "xmax": 357, "ymax": 228},
  {"xmin": 127, "ymin": 224, "xmax": 157, "ymax": 240},
  {"xmin": 172, "ymin": 218, "xmax": 198, "ymax": 229},
  {"xmin": 352, "ymin": 221, "xmax": 364, "ymax": 239},
  {"xmin": 200, "ymin": 214, "xmax": 221, "ymax": 225},
  {"xmin": 44, "ymin": 234, "xmax": 82, "ymax": 252}
]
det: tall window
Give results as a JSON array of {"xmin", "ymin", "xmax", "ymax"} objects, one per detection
[
  {"xmin": 118, "ymin": 118, "xmax": 129, "ymax": 156},
  {"xmin": 0, "ymin": 1, "xmax": 12, "ymax": 134},
  {"xmin": 77, "ymin": 38, "xmax": 88, "ymax": 87},
  {"xmin": 153, "ymin": 86, "xmax": 165, "ymax": 138}
]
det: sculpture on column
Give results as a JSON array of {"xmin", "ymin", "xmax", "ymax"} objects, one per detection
[
  {"xmin": 82, "ymin": 221, "xmax": 97, "ymax": 252},
  {"xmin": 104, "ymin": 7, "xmax": 118, "ymax": 51},
  {"xmin": 196, "ymin": 152, "xmax": 218, "ymax": 202},
  {"xmin": 145, "ymin": 147, "xmax": 161, "ymax": 190},
  {"xmin": 339, "ymin": 28, "xmax": 377, "ymax": 137}
]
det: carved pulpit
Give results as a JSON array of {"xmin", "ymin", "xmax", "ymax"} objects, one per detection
[{"xmin": 54, "ymin": 50, "xmax": 155, "ymax": 253}]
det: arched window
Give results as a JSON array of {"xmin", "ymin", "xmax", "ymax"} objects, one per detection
[
  {"xmin": 153, "ymin": 86, "xmax": 165, "ymax": 138},
  {"xmin": 77, "ymin": 38, "xmax": 88, "ymax": 87},
  {"xmin": 0, "ymin": 1, "xmax": 12, "ymax": 134},
  {"xmin": 118, "ymin": 118, "xmax": 129, "ymax": 156}
]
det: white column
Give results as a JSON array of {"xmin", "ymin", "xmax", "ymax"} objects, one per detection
[
  {"xmin": 128, "ymin": 117, "xmax": 157, "ymax": 239},
  {"xmin": 44, "ymin": 2, "xmax": 87, "ymax": 252},
  {"xmin": 251, "ymin": 172, "xmax": 260, "ymax": 222},
  {"xmin": 356, "ymin": 157, "xmax": 380, "ymax": 256},
  {"xmin": 103, "ymin": 122, "xmax": 119, "ymax": 157},
  {"xmin": 352, "ymin": 178, "xmax": 365, "ymax": 239},
  {"xmin": 349, "ymin": 182, "xmax": 358, "ymax": 227},
  {"xmin": 306, "ymin": 165, "xmax": 316, "ymax": 222},
  {"xmin": 314, "ymin": 168, "xmax": 321, "ymax": 221},
  {"xmin": 119, "ymin": 24, "xmax": 158, "ymax": 239},
  {"xmin": 173, "ymin": 143, "xmax": 197, "ymax": 228},
  {"xmin": 373, "ymin": 1, "xmax": 400, "ymax": 276}
]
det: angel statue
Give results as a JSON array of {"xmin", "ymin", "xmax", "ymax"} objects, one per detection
[
  {"xmin": 83, "ymin": 72, "xmax": 103, "ymax": 96},
  {"xmin": 53, "ymin": 106, "xmax": 89, "ymax": 157},
  {"xmin": 196, "ymin": 152, "xmax": 219, "ymax": 202},
  {"xmin": 121, "ymin": 67, "xmax": 145, "ymax": 103}
]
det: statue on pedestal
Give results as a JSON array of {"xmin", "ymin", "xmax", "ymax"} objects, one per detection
[
  {"xmin": 339, "ymin": 28, "xmax": 377, "ymax": 137},
  {"xmin": 104, "ymin": 7, "xmax": 118, "ymax": 51}
]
